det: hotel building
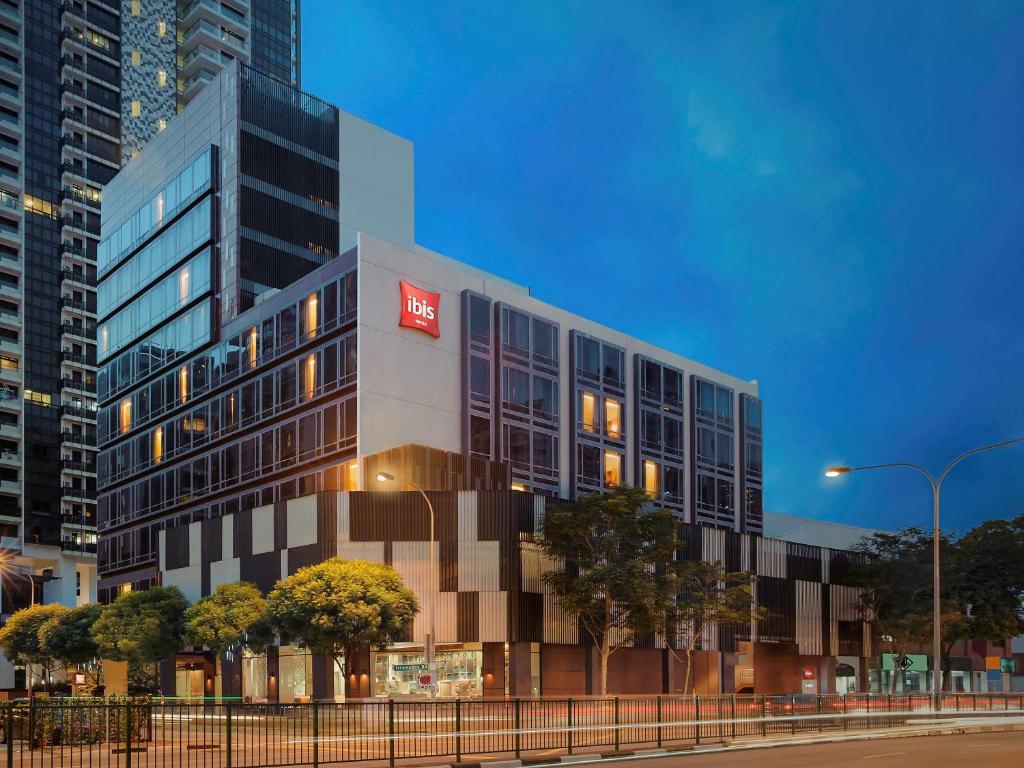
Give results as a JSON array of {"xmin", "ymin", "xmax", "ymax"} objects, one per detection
[{"xmin": 94, "ymin": 63, "xmax": 862, "ymax": 699}]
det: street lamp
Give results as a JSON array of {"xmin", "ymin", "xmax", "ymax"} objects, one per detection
[
  {"xmin": 825, "ymin": 435, "xmax": 1024, "ymax": 707},
  {"xmin": 375, "ymin": 471, "xmax": 438, "ymax": 695}
]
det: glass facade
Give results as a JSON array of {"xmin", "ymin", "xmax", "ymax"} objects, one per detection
[
  {"xmin": 571, "ymin": 331, "xmax": 626, "ymax": 497},
  {"xmin": 692, "ymin": 376, "xmax": 736, "ymax": 528},
  {"xmin": 633, "ymin": 355, "xmax": 686, "ymax": 515}
]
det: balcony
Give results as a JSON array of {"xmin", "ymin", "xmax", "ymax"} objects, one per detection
[
  {"xmin": 0, "ymin": 449, "xmax": 17, "ymax": 467},
  {"xmin": 61, "ymin": 485, "xmax": 96, "ymax": 500},
  {"xmin": 61, "ymin": 458, "xmax": 95, "ymax": 473},
  {"xmin": 61, "ymin": 376, "xmax": 94, "ymax": 394},
  {"xmin": 0, "ymin": 23, "xmax": 19, "ymax": 56},
  {"xmin": 62, "ymin": 350, "xmax": 96, "ymax": 366},
  {"xmin": 60, "ymin": 267, "xmax": 90, "ymax": 287},
  {"xmin": 60, "ymin": 294, "xmax": 91, "ymax": 312},
  {"xmin": 60, "ymin": 539, "xmax": 97, "ymax": 555},
  {"xmin": 61, "ymin": 404, "xmax": 95, "ymax": 420},
  {"xmin": 0, "ymin": 477, "xmax": 20, "ymax": 495}
]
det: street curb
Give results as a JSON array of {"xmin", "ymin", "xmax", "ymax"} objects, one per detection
[{"xmin": 416, "ymin": 722, "xmax": 1024, "ymax": 768}]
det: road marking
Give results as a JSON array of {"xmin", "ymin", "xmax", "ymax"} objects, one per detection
[{"xmin": 860, "ymin": 752, "xmax": 905, "ymax": 759}]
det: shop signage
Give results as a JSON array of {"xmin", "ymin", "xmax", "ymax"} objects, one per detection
[
  {"xmin": 881, "ymin": 653, "xmax": 927, "ymax": 672},
  {"xmin": 399, "ymin": 280, "xmax": 441, "ymax": 338},
  {"xmin": 394, "ymin": 663, "xmax": 429, "ymax": 672}
]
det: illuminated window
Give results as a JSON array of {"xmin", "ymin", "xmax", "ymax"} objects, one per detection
[
  {"xmin": 131, "ymin": 100, "xmax": 141, "ymax": 118},
  {"xmin": 247, "ymin": 326, "xmax": 258, "ymax": 368},
  {"xmin": 131, "ymin": 0, "xmax": 140, "ymax": 15},
  {"xmin": 98, "ymin": 325, "xmax": 108, "ymax": 356},
  {"xmin": 345, "ymin": 461, "xmax": 359, "ymax": 491},
  {"xmin": 303, "ymin": 353, "xmax": 316, "ymax": 400},
  {"xmin": 0, "ymin": 356, "xmax": 17, "ymax": 372},
  {"xmin": 304, "ymin": 292, "xmax": 318, "ymax": 338},
  {"xmin": 580, "ymin": 391, "xmax": 596, "ymax": 432},
  {"xmin": 119, "ymin": 399, "xmax": 131, "ymax": 434},
  {"xmin": 643, "ymin": 460, "xmax": 659, "ymax": 496},
  {"xmin": 604, "ymin": 398, "xmax": 621, "ymax": 439},
  {"xmin": 156, "ymin": 69, "xmax": 167, "ymax": 87},
  {"xmin": 155, "ymin": 19, "xmax": 167, "ymax": 37},
  {"xmin": 23, "ymin": 390, "xmax": 51, "ymax": 407},
  {"xmin": 86, "ymin": 30, "xmax": 110, "ymax": 51},
  {"xmin": 156, "ymin": 118, "xmax": 167, "ymax": 133},
  {"xmin": 511, "ymin": 482, "xmax": 527, "ymax": 492},
  {"xmin": 117, "ymin": 582, "xmax": 132, "ymax": 596},
  {"xmin": 604, "ymin": 451, "xmax": 621, "ymax": 486},
  {"xmin": 178, "ymin": 365, "xmax": 188, "ymax": 405},
  {"xmin": 178, "ymin": 266, "xmax": 190, "ymax": 302},
  {"xmin": 130, "ymin": 50, "xmax": 141, "ymax": 67},
  {"xmin": 85, "ymin": 187, "xmax": 101, "ymax": 204},
  {"xmin": 152, "ymin": 426, "xmax": 163, "ymax": 464},
  {"xmin": 24, "ymin": 195, "xmax": 56, "ymax": 218}
]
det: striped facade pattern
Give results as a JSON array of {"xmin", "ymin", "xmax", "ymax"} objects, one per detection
[{"xmin": 158, "ymin": 489, "xmax": 871, "ymax": 659}]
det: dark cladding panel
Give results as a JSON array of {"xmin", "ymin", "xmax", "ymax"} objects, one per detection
[
  {"xmin": 240, "ymin": 550, "xmax": 281, "ymax": 593},
  {"xmin": 457, "ymin": 592, "xmax": 480, "ymax": 642},
  {"xmin": 164, "ymin": 525, "xmax": 189, "ymax": 571}
]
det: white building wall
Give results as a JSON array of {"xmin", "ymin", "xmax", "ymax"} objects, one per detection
[{"xmin": 356, "ymin": 233, "xmax": 758, "ymax": 500}]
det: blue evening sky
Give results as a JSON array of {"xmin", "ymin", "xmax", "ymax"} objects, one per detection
[{"xmin": 302, "ymin": 1, "xmax": 1024, "ymax": 534}]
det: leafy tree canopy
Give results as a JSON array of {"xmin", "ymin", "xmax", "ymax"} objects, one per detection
[
  {"xmin": 267, "ymin": 558, "xmax": 418, "ymax": 669},
  {"xmin": 92, "ymin": 586, "xmax": 188, "ymax": 664},
  {"xmin": 184, "ymin": 582, "xmax": 273, "ymax": 658},
  {"xmin": 39, "ymin": 603, "xmax": 102, "ymax": 667},
  {"xmin": 0, "ymin": 604, "xmax": 68, "ymax": 666}
]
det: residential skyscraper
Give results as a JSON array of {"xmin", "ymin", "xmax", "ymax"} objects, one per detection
[{"xmin": 0, "ymin": 0, "xmax": 300, "ymax": 691}]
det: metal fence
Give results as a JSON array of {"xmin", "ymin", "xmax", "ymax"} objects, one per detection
[{"xmin": 0, "ymin": 693, "xmax": 1020, "ymax": 768}]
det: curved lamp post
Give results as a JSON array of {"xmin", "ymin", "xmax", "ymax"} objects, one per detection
[
  {"xmin": 825, "ymin": 435, "xmax": 1024, "ymax": 707},
  {"xmin": 375, "ymin": 472, "xmax": 438, "ymax": 695}
]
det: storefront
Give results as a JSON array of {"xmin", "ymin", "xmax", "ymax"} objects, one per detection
[
  {"xmin": 871, "ymin": 653, "xmax": 929, "ymax": 692},
  {"xmin": 372, "ymin": 643, "xmax": 485, "ymax": 698},
  {"xmin": 834, "ymin": 658, "xmax": 859, "ymax": 693}
]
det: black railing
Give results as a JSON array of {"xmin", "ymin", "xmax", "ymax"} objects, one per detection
[{"xmin": 0, "ymin": 693, "xmax": 1019, "ymax": 768}]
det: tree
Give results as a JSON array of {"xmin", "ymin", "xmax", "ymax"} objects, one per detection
[
  {"xmin": 184, "ymin": 582, "xmax": 274, "ymax": 661},
  {"xmin": 851, "ymin": 527, "xmax": 951, "ymax": 692},
  {"xmin": 0, "ymin": 604, "xmax": 68, "ymax": 694},
  {"xmin": 39, "ymin": 603, "xmax": 103, "ymax": 689},
  {"xmin": 267, "ymin": 558, "xmax": 418, "ymax": 681},
  {"xmin": 92, "ymin": 586, "xmax": 188, "ymax": 666},
  {"xmin": 540, "ymin": 486, "xmax": 677, "ymax": 696},
  {"xmin": 660, "ymin": 560, "xmax": 762, "ymax": 696},
  {"xmin": 942, "ymin": 515, "xmax": 1024, "ymax": 689}
]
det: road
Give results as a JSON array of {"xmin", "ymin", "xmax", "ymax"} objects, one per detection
[{"xmin": 619, "ymin": 731, "xmax": 1024, "ymax": 768}]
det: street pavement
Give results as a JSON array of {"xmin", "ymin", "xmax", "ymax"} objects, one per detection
[{"xmin": 616, "ymin": 730, "xmax": 1024, "ymax": 767}]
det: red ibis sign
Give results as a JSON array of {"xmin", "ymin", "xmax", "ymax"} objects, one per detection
[{"xmin": 399, "ymin": 280, "xmax": 441, "ymax": 338}]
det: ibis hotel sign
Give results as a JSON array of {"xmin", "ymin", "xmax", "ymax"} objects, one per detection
[{"xmin": 399, "ymin": 280, "xmax": 441, "ymax": 338}]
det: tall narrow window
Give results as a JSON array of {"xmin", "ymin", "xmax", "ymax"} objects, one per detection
[
  {"xmin": 247, "ymin": 326, "xmax": 258, "ymax": 368},
  {"xmin": 346, "ymin": 460, "xmax": 359, "ymax": 491},
  {"xmin": 155, "ymin": 20, "xmax": 167, "ymax": 37},
  {"xmin": 305, "ymin": 292, "xmax": 318, "ymax": 338},
  {"xmin": 178, "ymin": 365, "xmax": 189, "ymax": 405},
  {"xmin": 119, "ymin": 399, "xmax": 131, "ymax": 434},
  {"xmin": 604, "ymin": 398, "xmax": 621, "ymax": 439},
  {"xmin": 130, "ymin": 50, "xmax": 141, "ymax": 67},
  {"xmin": 131, "ymin": 0, "xmax": 141, "ymax": 14},
  {"xmin": 178, "ymin": 266, "xmax": 190, "ymax": 302},
  {"xmin": 643, "ymin": 460, "xmax": 659, "ymax": 496},
  {"xmin": 156, "ymin": 69, "xmax": 167, "ymax": 87},
  {"xmin": 580, "ymin": 391, "xmax": 596, "ymax": 432},
  {"xmin": 131, "ymin": 100, "xmax": 141, "ymax": 117},
  {"xmin": 604, "ymin": 451, "xmax": 621, "ymax": 486},
  {"xmin": 156, "ymin": 118, "xmax": 167, "ymax": 133},
  {"xmin": 303, "ymin": 354, "xmax": 316, "ymax": 400},
  {"xmin": 152, "ymin": 426, "xmax": 163, "ymax": 464}
]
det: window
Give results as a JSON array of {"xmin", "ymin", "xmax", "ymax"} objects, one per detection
[
  {"xmin": 156, "ymin": 118, "xmax": 167, "ymax": 133},
  {"xmin": 506, "ymin": 426, "xmax": 530, "ymax": 466},
  {"xmin": 643, "ymin": 460, "xmax": 659, "ymax": 496},
  {"xmin": 156, "ymin": 19, "xmax": 167, "ymax": 36},
  {"xmin": 303, "ymin": 354, "xmax": 316, "ymax": 401},
  {"xmin": 247, "ymin": 326, "xmax": 258, "ymax": 368},
  {"xmin": 178, "ymin": 365, "xmax": 189, "ymax": 405},
  {"xmin": 642, "ymin": 411, "xmax": 660, "ymax": 448},
  {"xmin": 503, "ymin": 309, "xmax": 530, "ymax": 353},
  {"xmin": 697, "ymin": 379, "xmax": 715, "ymax": 417},
  {"xmin": 664, "ymin": 369, "xmax": 683, "ymax": 407},
  {"xmin": 24, "ymin": 195, "xmax": 57, "ymax": 218},
  {"xmin": 579, "ymin": 444, "xmax": 600, "ymax": 483},
  {"xmin": 23, "ymin": 390, "xmax": 51, "ymax": 406},
  {"xmin": 130, "ymin": 50, "xmax": 141, "ymax": 67},
  {"xmin": 580, "ymin": 391, "xmax": 596, "ymax": 432},
  {"xmin": 152, "ymin": 426, "xmax": 163, "ymax": 464},
  {"xmin": 604, "ymin": 451, "xmax": 621, "ymax": 486},
  {"xmin": 156, "ymin": 69, "xmax": 167, "ymax": 87},
  {"xmin": 131, "ymin": 100, "xmax": 141, "ymax": 117},
  {"xmin": 664, "ymin": 417, "xmax": 683, "ymax": 456},
  {"xmin": 697, "ymin": 427, "xmax": 715, "ymax": 464},
  {"xmin": 603, "ymin": 345, "xmax": 624, "ymax": 386},
  {"xmin": 697, "ymin": 474, "xmax": 716, "ymax": 511},
  {"xmin": 503, "ymin": 367, "xmax": 529, "ymax": 410},
  {"xmin": 468, "ymin": 295, "xmax": 490, "ymax": 342},
  {"xmin": 469, "ymin": 415, "xmax": 490, "ymax": 457},
  {"xmin": 119, "ymin": 399, "xmax": 131, "ymax": 434},
  {"xmin": 469, "ymin": 357, "xmax": 489, "ymax": 399},
  {"xmin": 532, "ymin": 377, "xmax": 557, "ymax": 419},
  {"xmin": 641, "ymin": 359, "xmax": 661, "ymax": 399},
  {"xmin": 533, "ymin": 319, "xmax": 556, "ymax": 363},
  {"xmin": 717, "ymin": 388, "xmax": 734, "ymax": 423},
  {"xmin": 303, "ymin": 292, "xmax": 318, "ymax": 338},
  {"xmin": 533, "ymin": 433, "xmax": 556, "ymax": 472},
  {"xmin": 717, "ymin": 433, "xmax": 734, "ymax": 469},
  {"xmin": 577, "ymin": 335, "xmax": 599, "ymax": 377},
  {"xmin": 717, "ymin": 479, "xmax": 734, "ymax": 515},
  {"xmin": 604, "ymin": 398, "xmax": 621, "ymax": 439},
  {"xmin": 665, "ymin": 466, "xmax": 683, "ymax": 503}
]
